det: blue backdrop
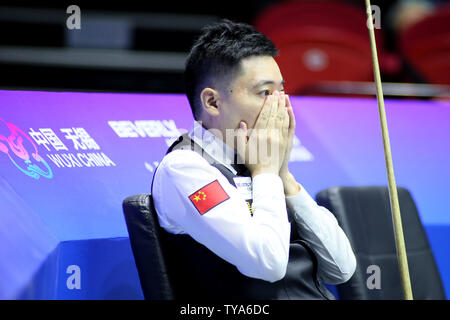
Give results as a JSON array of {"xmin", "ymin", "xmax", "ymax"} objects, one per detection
[{"xmin": 0, "ymin": 90, "xmax": 448, "ymax": 299}]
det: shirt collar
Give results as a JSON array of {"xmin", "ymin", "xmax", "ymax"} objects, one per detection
[{"xmin": 188, "ymin": 121, "xmax": 237, "ymax": 175}]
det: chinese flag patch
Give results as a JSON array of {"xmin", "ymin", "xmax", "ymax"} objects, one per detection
[{"xmin": 189, "ymin": 180, "xmax": 230, "ymax": 215}]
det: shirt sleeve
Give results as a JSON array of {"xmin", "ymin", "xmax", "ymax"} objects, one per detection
[
  {"xmin": 286, "ymin": 185, "xmax": 357, "ymax": 284},
  {"xmin": 152, "ymin": 149, "xmax": 291, "ymax": 283}
]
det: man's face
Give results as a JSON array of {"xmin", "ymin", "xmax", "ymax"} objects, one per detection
[{"xmin": 218, "ymin": 55, "xmax": 285, "ymax": 133}]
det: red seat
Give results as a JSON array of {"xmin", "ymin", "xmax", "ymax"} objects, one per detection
[
  {"xmin": 253, "ymin": 1, "xmax": 384, "ymax": 94},
  {"xmin": 270, "ymin": 27, "xmax": 373, "ymax": 94},
  {"xmin": 399, "ymin": 4, "xmax": 450, "ymax": 85},
  {"xmin": 254, "ymin": 1, "xmax": 371, "ymax": 38}
]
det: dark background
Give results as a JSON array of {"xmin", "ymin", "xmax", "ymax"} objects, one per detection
[{"xmin": 0, "ymin": 0, "xmax": 445, "ymax": 93}]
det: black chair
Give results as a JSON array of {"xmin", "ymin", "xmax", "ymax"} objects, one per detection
[
  {"xmin": 316, "ymin": 186, "xmax": 446, "ymax": 300},
  {"xmin": 122, "ymin": 193, "xmax": 174, "ymax": 300}
]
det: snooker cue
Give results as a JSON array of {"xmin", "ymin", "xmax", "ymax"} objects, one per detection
[{"xmin": 364, "ymin": 0, "xmax": 413, "ymax": 300}]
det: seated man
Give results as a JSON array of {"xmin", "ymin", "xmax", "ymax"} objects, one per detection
[{"xmin": 152, "ymin": 19, "xmax": 356, "ymax": 299}]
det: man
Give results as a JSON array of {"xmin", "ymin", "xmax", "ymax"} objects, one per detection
[{"xmin": 152, "ymin": 19, "xmax": 356, "ymax": 299}]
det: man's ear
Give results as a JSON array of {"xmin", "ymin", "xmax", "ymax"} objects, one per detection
[{"xmin": 200, "ymin": 87, "xmax": 220, "ymax": 117}]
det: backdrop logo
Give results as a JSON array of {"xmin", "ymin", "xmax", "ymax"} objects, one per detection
[
  {"xmin": 107, "ymin": 119, "xmax": 181, "ymax": 146},
  {"xmin": 0, "ymin": 118, "xmax": 53, "ymax": 179}
]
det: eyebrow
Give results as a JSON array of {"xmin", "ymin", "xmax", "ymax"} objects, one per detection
[{"xmin": 252, "ymin": 79, "xmax": 285, "ymax": 89}]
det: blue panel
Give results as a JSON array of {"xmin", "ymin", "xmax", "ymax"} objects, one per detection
[
  {"xmin": 0, "ymin": 177, "xmax": 58, "ymax": 299},
  {"xmin": 424, "ymin": 224, "xmax": 450, "ymax": 299},
  {"xmin": 17, "ymin": 237, "xmax": 143, "ymax": 299},
  {"xmin": 54, "ymin": 238, "xmax": 144, "ymax": 299}
]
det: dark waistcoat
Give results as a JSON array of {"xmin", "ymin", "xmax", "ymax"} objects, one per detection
[{"xmin": 152, "ymin": 133, "xmax": 335, "ymax": 300}]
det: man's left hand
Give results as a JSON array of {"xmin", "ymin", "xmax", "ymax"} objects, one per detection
[{"xmin": 279, "ymin": 95, "xmax": 301, "ymax": 196}]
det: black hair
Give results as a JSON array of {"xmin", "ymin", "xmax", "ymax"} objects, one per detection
[{"xmin": 184, "ymin": 19, "xmax": 278, "ymax": 120}]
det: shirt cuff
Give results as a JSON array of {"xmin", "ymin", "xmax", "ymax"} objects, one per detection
[{"xmin": 285, "ymin": 184, "xmax": 319, "ymax": 223}]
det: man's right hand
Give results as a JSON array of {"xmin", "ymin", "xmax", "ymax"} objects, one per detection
[{"xmin": 237, "ymin": 91, "xmax": 289, "ymax": 178}]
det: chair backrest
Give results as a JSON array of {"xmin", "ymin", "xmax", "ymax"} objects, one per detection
[
  {"xmin": 122, "ymin": 193, "xmax": 174, "ymax": 300},
  {"xmin": 316, "ymin": 186, "xmax": 446, "ymax": 299}
]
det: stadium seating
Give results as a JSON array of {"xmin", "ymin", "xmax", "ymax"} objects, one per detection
[{"xmin": 253, "ymin": 1, "xmax": 385, "ymax": 94}]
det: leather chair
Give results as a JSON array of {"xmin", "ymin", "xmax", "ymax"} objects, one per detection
[
  {"xmin": 122, "ymin": 194, "xmax": 174, "ymax": 300},
  {"xmin": 316, "ymin": 186, "xmax": 446, "ymax": 299}
]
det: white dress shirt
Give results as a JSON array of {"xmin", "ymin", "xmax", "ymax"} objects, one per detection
[{"xmin": 152, "ymin": 122, "xmax": 356, "ymax": 284}]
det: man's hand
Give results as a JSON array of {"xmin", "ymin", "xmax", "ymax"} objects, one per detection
[
  {"xmin": 237, "ymin": 91, "xmax": 288, "ymax": 178},
  {"xmin": 279, "ymin": 95, "xmax": 301, "ymax": 196}
]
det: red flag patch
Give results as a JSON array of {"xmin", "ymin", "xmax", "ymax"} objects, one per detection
[{"xmin": 189, "ymin": 180, "xmax": 230, "ymax": 215}]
